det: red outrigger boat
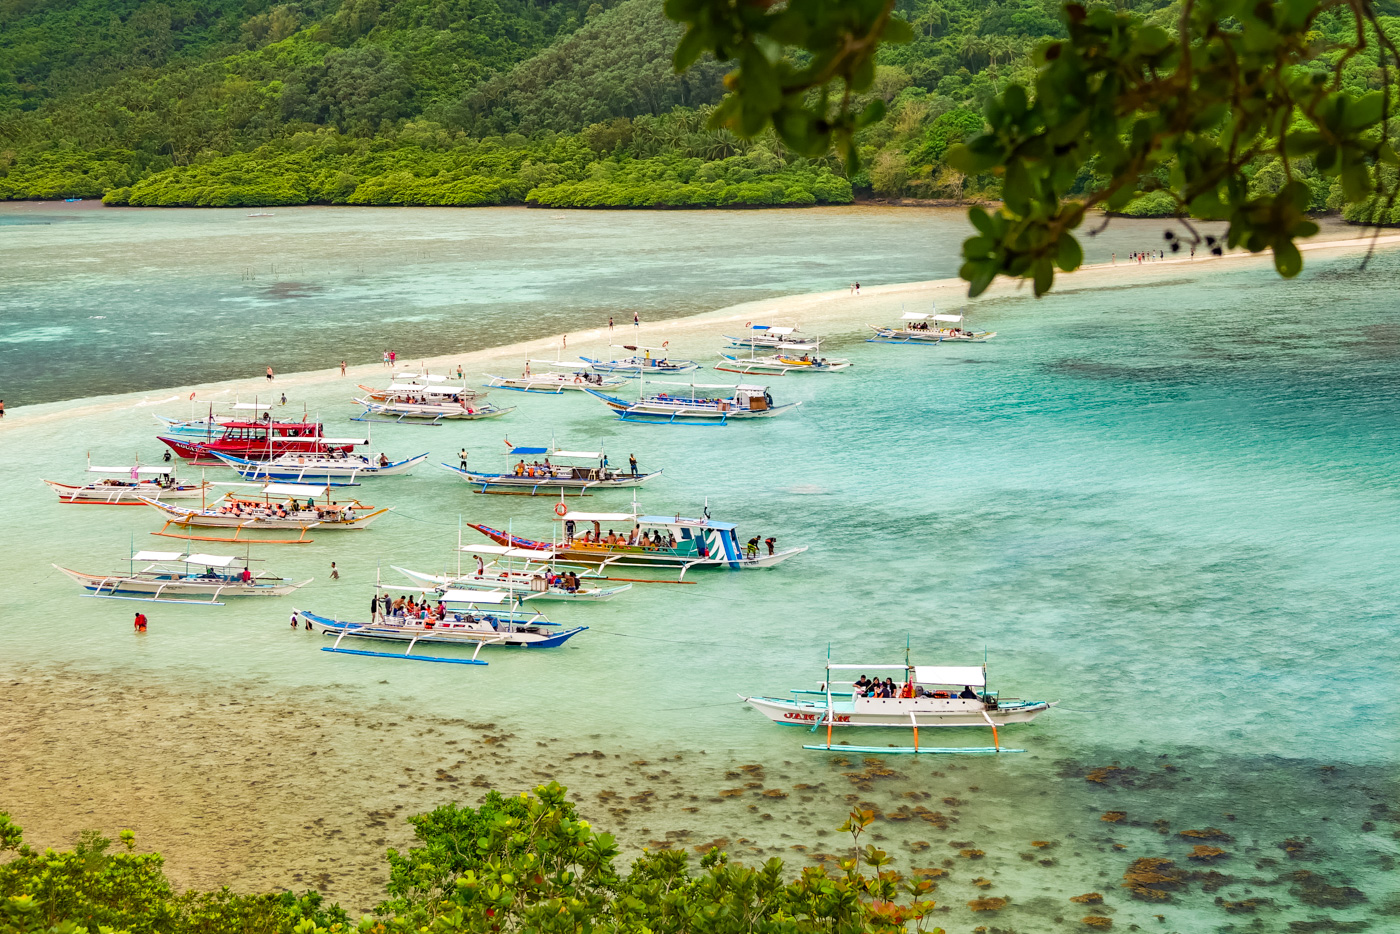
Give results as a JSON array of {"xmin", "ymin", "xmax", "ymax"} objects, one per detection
[{"xmin": 159, "ymin": 420, "xmax": 364, "ymax": 466}]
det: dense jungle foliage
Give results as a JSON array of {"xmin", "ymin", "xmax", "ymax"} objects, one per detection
[
  {"xmin": 0, "ymin": 0, "xmax": 1043, "ymax": 207},
  {"xmin": 1, "ymin": 0, "xmax": 1395, "ymax": 214},
  {"xmin": 0, "ymin": 787, "xmax": 943, "ymax": 934}
]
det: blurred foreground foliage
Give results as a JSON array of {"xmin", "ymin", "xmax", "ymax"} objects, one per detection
[
  {"xmin": 668, "ymin": 0, "xmax": 1400, "ymax": 293},
  {"xmin": 1, "ymin": 786, "xmax": 942, "ymax": 934}
]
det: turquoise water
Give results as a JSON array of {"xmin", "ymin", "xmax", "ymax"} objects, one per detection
[{"xmin": 2, "ymin": 208, "xmax": 1397, "ymax": 931}]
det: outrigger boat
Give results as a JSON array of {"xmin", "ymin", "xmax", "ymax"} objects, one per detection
[
  {"xmin": 43, "ymin": 461, "xmax": 210, "ymax": 505},
  {"xmin": 356, "ymin": 373, "xmax": 489, "ymax": 404},
  {"xmin": 159, "ymin": 420, "xmax": 362, "ymax": 466},
  {"xmin": 716, "ymin": 350, "xmax": 852, "ymax": 375},
  {"xmin": 585, "ymin": 378, "xmax": 797, "ymax": 424},
  {"xmin": 743, "ymin": 656, "xmax": 1053, "ymax": 755},
  {"xmin": 211, "ymin": 450, "xmax": 428, "ymax": 485},
  {"xmin": 54, "ymin": 550, "xmax": 310, "ymax": 605},
  {"xmin": 579, "ymin": 344, "xmax": 699, "ymax": 376},
  {"xmin": 868, "ymin": 311, "xmax": 996, "ymax": 343},
  {"xmin": 470, "ymin": 504, "xmax": 806, "ymax": 577},
  {"xmin": 724, "ymin": 324, "xmax": 822, "ymax": 352},
  {"xmin": 352, "ymin": 386, "xmax": 512, "ymax": 424},
  {"xmin": 395, "ymin": 543, "xmax": 632, "ymax": 602},
  {"xmin": 485, "ymin": 363, "xmax": 627, "ymax": 394},
  {"xmin": 440, "ymin": 442, "xmax": 661, "ymax": 495},
  {"xmin": 141, "ymin": 482, "xmax": 387, "ymax": 543},
  {"xmin": 298, "ymin": 586, "xmax": 587, "ymax": 665}
]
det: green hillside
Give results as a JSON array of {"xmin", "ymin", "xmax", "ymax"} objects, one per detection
[{"xmin": 0, "ymin": 0, "xmax": 1146, "ymax": 208}]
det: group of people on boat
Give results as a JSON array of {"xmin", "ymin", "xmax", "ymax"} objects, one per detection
[
  {"xmin": 371, "ymin": 593, "xmax": 488, "ymax": 629},
  {"xmin": 904, "ymin": 321, "xmax": 970, "ymax": 337},
  {"xmin": 565, "ymin": 524, "xmax": 677, "ymax": 550},
  {"xmin": 213, "ymin": 498, "xmax": 356, "ymax": 522},
  {"xmin": 540, "ymin": 571, "xmax": 583, "ymax": 592},
  {"xmin": 852, "ymin": 675, "xmax": 980, "ymax": 700}
]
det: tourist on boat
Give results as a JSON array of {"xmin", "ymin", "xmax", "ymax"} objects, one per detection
[
  {"xmin": 377, "ymin": 453, "xmax": 389, "ymax": 467},
  {"xmin": 371, "ymin": 595, "xmax": 382, "ymax": 621},
  {"xmin": 745, "ymin": 536, "xmax": 761, "ymax": 558},
  {"xmin": 764, "ymin": 537, "xmax": 777, "ymax": 555},
  {"xmin": 959, "ymin": 685, "xmax": 978, "ymax": 699},
  {"xmin": 513, "ymin": 460, "xmax": 526, "ymax": 477},
  {"xmin": 853, "ymin": 675, "xmax": 872, "ymax": 695}
]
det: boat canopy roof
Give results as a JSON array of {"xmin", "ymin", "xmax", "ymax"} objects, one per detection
[
  {"xmin": 560, "ymin": 510, "xmax": 638, "ymax": 522},
  {"xmin": 262, "ymin": 482, "xmax": 329, "ymax": 497},
  {"xmin": 439, "ymin": 589, "xmax": 511, "ymax": 605},
  {"xmin": 901, "ymin": 312, "xmax": 931, "ymax": 320},
  {"xmin": 229, "ymin": 402, "xmax": 271, "ymax": 410},
  {"xmin": 610, "ymin": 343, "xmax": 668, "ymax": 352},
  {"xmin": 88, "ymin": 465, "xmax": 173, "ymax": 475},
  {"xmin": 318, "ymin": 437, "xmax": 369, "ymax": 445},
  {"xmin": 459, "ymin": 544, "xmax": 556, "ymax": 560},
  {"xmin": 506, "ymin": 445, "xmax": 603, "ymax": 460},
  {"xmin": 186, "ymin": 553, "xmax": 239, "ymax": 567},
  {"xmin": 752, "ymin": 325, "xmax": 795, "ymax": 334},
  {"xmin": 527, "ymin": 358, "xmax": 581, "ymax": 367},
  {"xmin": 638, "ymin": 514, "xmax": 738, "ymax": 531},
  {"xmin": 932, "ymin": 314, "xmax": 964, "ymax": 323},
  {"xmin": 133, "ymin": 550, "xmax": 238, "ymax": 566},
  {"xmin": 394, "ymin": 371, "xmax": 446, "ymax": 381},
  {"xmin": 648, "ymin": 380, "xmax": 743, "ymax": 390},
  {"xmin": 914, "ymin": 665, "xmax": 986, "ymax": 686}
]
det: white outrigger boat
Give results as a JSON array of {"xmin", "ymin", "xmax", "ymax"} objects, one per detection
[
  {"xmin": 744, "ymin": 657, "xmax": 1053, "ymax": 754},
  {"xmin": 716, "ymin": 350, "xmax": 852, "ymax": 376},
  {"xmin": 141, "ymin": 482, "xmax": 387, "ymax": 543},
  {"xmin": 585, "ymin": 378, "xmax": 798, "ymax": 424},
  {"xmin": 357, "ymin": 372, "xmax": 489, "ymax": 403},
  {"xmin": 485, "ymin": 362, "xmax": 627, "ymax": 394},
  {"xmin": 210, "ymin": 450, "xmax": 428, "ymax": 485},
  {"xmin": 579, "ymin": 344, "xmax": 699, "ymax": 376},
  {"xmin": 297, "ymin": 587, "xmax": 587, "ymax": 665},
  {"xmin": 724, "ymin": 324, "xmax": 822, "ymax": 352},
  {"xmin": 469, "ymin": 504, "xmax": 806, "ymax": 577},
  {"xmin": 440, "ymin": 442, "xmax": 661, "ymax": 495},
  {"xmin": 395, "ymin": 543, "xmax": 632, "ymax": 602},
  {"xmin": 43, "ymin": 461, "xmax": 211, "ymax": 505},
  {"xmin": 868, "ymin": 311, "xmax": 996, "ymax": 343},
  {"xmin": 352, "ymin": 388, "xmax": 513, "ymax": 424},
  {"xmin": 54, "ymin": 550, "xmax": 310, "ymax": 605}
]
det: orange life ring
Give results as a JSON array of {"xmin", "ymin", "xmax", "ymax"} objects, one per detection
[{"xmin": 554, "ymin": 502, "xmax": 568, "ymax": 517}]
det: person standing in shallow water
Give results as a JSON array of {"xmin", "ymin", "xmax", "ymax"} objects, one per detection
[
  {"xmin": 133, "ymin": 612, "xmax": 147, "ymax": 632},
  {"xmin": 266, "ymin": 366, "xmax": 274, "ymax": 381}
]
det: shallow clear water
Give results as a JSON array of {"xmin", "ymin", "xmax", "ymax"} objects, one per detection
[{"xmin": 2, "ymin": 207, "xmax": 1397, "ymax": 931}]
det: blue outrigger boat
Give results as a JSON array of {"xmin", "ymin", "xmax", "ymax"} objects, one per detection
[
  {"xmin": 298, "ymin": 586, "xmax": 586, "ymax": 665},
  {"xmin": 211, "ymin": 450, "xmax": 428, "ymax": 485}
]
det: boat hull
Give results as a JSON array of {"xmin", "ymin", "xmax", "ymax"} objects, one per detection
[
  {"xmin": 579, "ymin": 356, "xmax": 700, "ymax": 376},
  {"xmin": 43, "ymin": 479, "xmax": 210, "ymax": 504},
  {"xmin": 744, "ymin": 694, "xmax": 1051, "ymax": 728},
  {"xmin": 469, "ymin": 524, "xmax": 807, "ymax": 570},
  {"xmin": 299, "ymin": 610, "xmax": 585, "ymax": 648},
  {"xmin": 868, "ymin": 327, "xmax": 996, "ymax": 344},
  {"xmin": 213, "ymin": 451, "xmax": 428, "ymax": 481},
  {"xmin": 159, "ymin": 435, "xmax": 351, "ymax": 465},
  {"xmin": 485, "ymin": 374, "xmax": 627, "ymax": 393},
  {"xmin": 353, "ymin": 399, "xmax": 514, "ymax": 421},
  {"xmin": 142, "ymin": 499, "xmax": 385, "ymax": 530},
  {"xmin": 441, "ymin": 463, "xmax": 661, "ymax": 493},
  {"xmin": 584, "ymin": 389, "xmax": 800, "ymax": 423}
]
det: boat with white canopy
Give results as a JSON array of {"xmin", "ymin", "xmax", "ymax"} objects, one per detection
[
  {"xmin": 743, "ymin": 654, "xmax": 1052, "ymax": 754},
  {"xmin": 210, "ymin": 450, "xmax": 428, "ymax": 484},
  {"xmin": 141, "ymin": 481, "xmax": 387, "ymax": 543},
  {"xmin": 724, "ymin": 324, "xmax": 822, "ymax": 352},
  {"xmin": 485, "ymin": 360, "xmax": 627, "ymax": 394},
  {"xmin": 584, "ymin": 378, "xmax": 798, "ymax": 424},
  {"xmin": 43, "ymin": 460, "xmax": 211, "ymax": 505},
  {"xmin": 469, "ymin": 503, "xmax": 806, "ymax": 577},
  {"xmin": 297, "ymin": 586, "xmax": 587, "ymax": 665},
  {"xmin": 54, "ymin": 550, "xmax": 310, "ymax": 605},
  {"xmin": 352, "ymin": 387, "xmax": 513, "ymax": 424},
  {"xmin": 440, "ymin": 442, "xmax": 661, "ymax": 494},
  {"xmin": 357, "ymin": 372, "xmax": 489, "ymax": 403},
  {"xmin": 868, "ymin": 310, "xmax": 996, "ymax": 343},
  {"xmin": 716, "ymin": 349, "xmax": 852, "ymax": 376},
  {"xmin": 394, "ymin": 543, "xmax": 632, "ymax": 602},
  {"xmin": 579, "ymin": 344, "xmax": 699, "ymax": 376}
]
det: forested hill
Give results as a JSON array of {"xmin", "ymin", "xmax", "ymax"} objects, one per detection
[{"xmin": 6, "ymin": 0, "xmax": 1361, "ymax": 213}]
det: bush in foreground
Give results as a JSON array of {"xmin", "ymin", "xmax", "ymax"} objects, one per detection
[{"xmin": 0, "ymin": 785, "xmax": 941, "ymax": 934}]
